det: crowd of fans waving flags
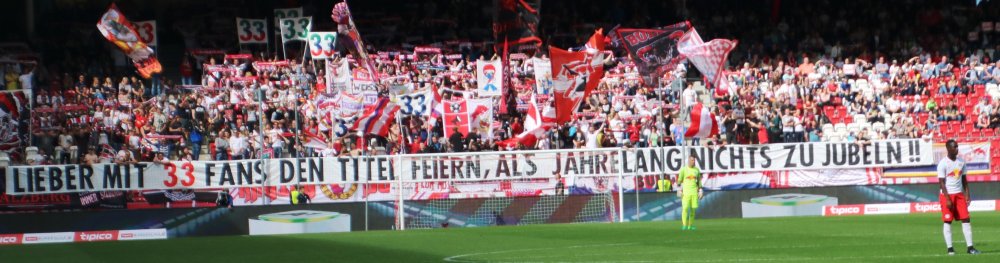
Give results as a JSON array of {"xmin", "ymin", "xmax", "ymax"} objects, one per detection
[{"xmin": 15, "ymin": 1, "xmax": 738, "ymax": 164}]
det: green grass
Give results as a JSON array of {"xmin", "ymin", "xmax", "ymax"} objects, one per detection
[{"xmin": 4, "ymin": 212, "xmax": 1000, "ymax": 262}]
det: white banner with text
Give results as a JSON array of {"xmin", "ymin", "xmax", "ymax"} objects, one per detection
[{"xmin": 4, "ymin": 140, "xmax": 933, "ymax": 195}]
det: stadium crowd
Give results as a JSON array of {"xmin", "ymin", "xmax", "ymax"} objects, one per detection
[{"xmin": 7, "ymin": 0, "xmax": 1000, "ymax": 165}]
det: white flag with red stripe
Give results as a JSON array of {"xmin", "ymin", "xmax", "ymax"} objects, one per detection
[
  {"xmin": 301, "ymin": 134, "xmax": 330, "ymax": 150},
  {"xmin": 351, "ymin": 98, "xmax": 399, "ymax": 137},
  {"xmin": 678, "ymin": 27, "xmax": 737, "ymax": 87},
  {"xmin": 684, "ymin": 103, "xmax": 719, "ymax": 138}
]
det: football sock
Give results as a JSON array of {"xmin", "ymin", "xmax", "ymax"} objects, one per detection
[
  {"xmin": 943, "ymin": 223, "xmax": 953, "ymax": 248},
  {"xmin": 681, "ymin": 207, "xmax": 688, "ymax": 227},
  {"xmin": 962, "ymin": 222, "xmax": 973, "ymax": 247}
]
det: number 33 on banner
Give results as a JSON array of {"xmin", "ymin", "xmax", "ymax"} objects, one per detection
[
  {"xmin": 307, "ymin": 32, "xmax": 338, "ymax": 59},
  {"xmin": 279, "ymin": 17, "xmax": 311, "ymax": 43},
  {"xmin": 162, "ymin": 162, "xmax": 195, "ymax": 187},
  {"xmin": 134, "ymin": 20, "xmax": 157, "ymax": 47},
  {"xmin": 236, "ymin": 18, "xmax": 268, "ymax": 44}
]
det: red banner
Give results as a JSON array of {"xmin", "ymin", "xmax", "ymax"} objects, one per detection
[{"xmin": 224, "ymin": 54, "xmax": 253, "ymax": 60}]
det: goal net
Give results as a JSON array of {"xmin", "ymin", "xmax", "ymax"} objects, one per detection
[{"xmin": 398, "ymin": 151, "xmax": 620, "ymax": 229}]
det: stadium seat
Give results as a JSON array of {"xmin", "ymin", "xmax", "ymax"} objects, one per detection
[
  {"xmin": 824, "ymin": 107, "xmax": 836, "ymax": 118},
  {"xmin": 917, "ymin": 113, "xmax": 929, "ymax": 124},
  {"xmin": 944, "ymin": 130, "xmax": 957, "ymax": 139},
  {"xmin": 847, "ymin": 124, "xmax": 860, "ymax": 135},
  {"xmin": 854, "ymin": 114, "xmax": 867, "ymax": 124},
  {"xmin": 834, "ymin": 123, "xmax": 847, "ymax": 133},
  {"xmin": 942, "ymin": 95, "xmax": 955, "ymax": 105},
  {"xmin": 859, "ymin": 122, "xmax": 872, "ymax": 131}
]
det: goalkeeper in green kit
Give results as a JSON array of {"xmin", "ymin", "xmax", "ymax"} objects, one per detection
[{"xmin": 676, "ymin": 156, "xmax": 703, "ymax": 230}]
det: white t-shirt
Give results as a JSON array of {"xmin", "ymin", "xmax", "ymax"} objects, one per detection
[
  {"xmin": 59, "ymin": 134, "xmax": 74, "ymax": 148},
  {"xmin": 843, "ymin": 64, "xmax": 857, "ymax": 76},
  {"xmin": 19, "ymin": 72, "xmax": 33, "ymax": 91},
  {"xmin": 937, "ymin": 157, "xmax": 966, "ymax": 194},
  {"xmin": 886, "ymin": 99, "xmax": 900, "ymax": 112},
  {"xmin": 682, "ymin": 88, "xmax": 697, "ymax": 106},
  {"xmin": 585, "ymin": 129, "xmax": 599, "ymax": 149},
  {"xmin": 229, "ymin": 136, "xmax": 248, "ymax": 153},
  {"xmin": 320, "ymin": 148, "xmax": 337, "ymax": 157}
]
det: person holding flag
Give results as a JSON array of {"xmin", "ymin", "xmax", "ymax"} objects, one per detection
[{"xmin": 676, "ymin": 155, "xmax": 703, "ymax": 230}]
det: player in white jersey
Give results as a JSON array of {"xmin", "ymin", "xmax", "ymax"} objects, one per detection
[{"xmin": 938, "ymin": 139, "xmax": 979, "ymax": 255}]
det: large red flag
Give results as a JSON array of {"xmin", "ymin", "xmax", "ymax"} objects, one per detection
[{"xmin": 549, "ymin": 31, "xmax": 605, "ymax": 124}]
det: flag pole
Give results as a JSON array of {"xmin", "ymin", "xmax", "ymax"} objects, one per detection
[
  {"xmin": 257, "ymin": 84, "xmax": 270, "ymax": 205},
  {"xmin": 281, "ymin": 42, "xmax": 288, "ymax": 60},
  {"xmin": 396, "ymin": 111, "xmax": 407, "ymax": 154}
]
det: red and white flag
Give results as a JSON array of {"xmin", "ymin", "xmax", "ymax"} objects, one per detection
[
  {"xmin": 499, "ymin": 94, "xmax": 551, "ymax": 148},
  {"xmin": 442, "ymin": 99, "xmax": 493, "ymax": 139},
  {"xmin": 714, "ymin": 70, "xmax": 735, "ymax": 97},
  {"xmin": 684, "ymin": 103, "xmax": 719, "ymax": 139},
  {"xmin": 678, "ymin": 28, "xmax": 737, "ymax": 88},
  {"xmin": 549, "ymin": 30, "xmax": 606, "ymax": 124},
  {"xmin": 97, "ymin": 4, "xmax": 162, "ymax": 79},
  {"xmin": 352, "ymin": 98, "xmax": 399, "ymax": 137},
  {"xmin": 301, "ymin": 134, "xmax": 328, "ymax": 149}
]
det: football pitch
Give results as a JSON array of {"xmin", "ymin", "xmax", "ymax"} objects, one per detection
[{"xmin": 5, "ymin": 212, "xmax": 1000, "ymax": 262}]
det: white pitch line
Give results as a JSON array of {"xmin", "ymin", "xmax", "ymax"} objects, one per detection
[
  {"xmin": 442, "ymin": 236, "xmax": 767, "ymax": 262},
  {"xmin": 443, "ymin": 243, "xmax": 636, "ymax": 263},
  {"xmin": 487, "ymin": 241, "xmax": 932, "ymax": 261},
  {"xmin": 447, "ymin": 238, "xmax": 1000, "ymax": 262}
]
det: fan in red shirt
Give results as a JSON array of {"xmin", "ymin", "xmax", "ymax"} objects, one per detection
[{"xmin": 627, "ymin": 120, "xmax": 641, "ymax": 145}]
